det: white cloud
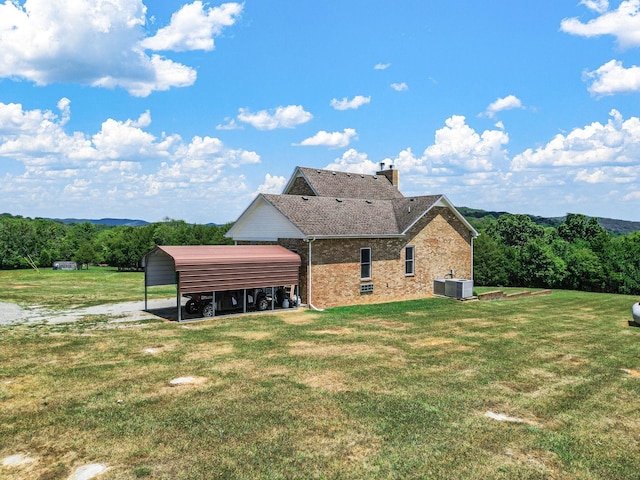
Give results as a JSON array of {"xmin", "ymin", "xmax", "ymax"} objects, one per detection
[
  {"xmin": 482, "ymin": 95, "xmax": 523, "ymax": 118},
  {"xmin": 324, "ymin": 149, "xmax": 379, "ymax": 174},
  {"xmin": 294, "ymin": 129, "xmax": 357, "ymax": 148},
  {"xmin": 237, "ymin": 105, "xmax": 313, "ymax": 130},
  {"xmin": 0, "ymin": 99, "xmax": 260, "ymax": 221},
  {"xmin": 216, "ymin": 118, "xmax": 243, "ymax": 130},
  {"xmin": 0, "ymin": 0, "xmax": 241, "ymax": 96},
  {"xmin": 561, "ymin": 0, "xmax": 640, "ymax": 48},
  {"xmin": 140, "ymin": 1, "xmax": 242, "ymax": 52},
  {"xmin": 584, "ymin": 59, "xmax": 640, "ymax": 95},
  {"xmin": 330, "ymin": 95, "xmax": 371, "ymax": 111},
  {"xmin": 623, "ymin": 190, "xmax": 640, "ymax": 201},
  {"xmin": 511, "ymin": 109, "xmax": 640, "ymax": 170},
  {"xmin": 423, "ymin": 115, "xmax": 509, "ymax": 172},
  {"xmin": 374, "ymin": 63, "xmax": 391, "ymax": 70},
  {"xmin": 390, "ymin": 82, "xmax": 409, "ymax": 92},
  {"xmin": 257, "ymin": 173, "xmax": 287, "ymax": 194},
  {"xmin": 581, "ymin": 0, "xmax": 610, "ymax": 13}
]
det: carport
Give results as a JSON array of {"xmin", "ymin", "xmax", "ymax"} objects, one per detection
[{"xmin": 143, "ymin": 245, "xmax": 301, "ymax": 321}]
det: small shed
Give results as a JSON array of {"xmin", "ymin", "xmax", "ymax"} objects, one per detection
[
  {"xmin": 53, "ymin": 261, "xmax": 78, "ymax": 270},
  {"xmin": 143, "ymin": 245, "xmax": 301, "ymax": 321}
]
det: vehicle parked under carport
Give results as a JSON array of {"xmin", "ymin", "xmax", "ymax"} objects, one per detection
[
  {"xmin": 143, "ymin": 245, "xmax": 301, "ymax": 321},
  {"xmin": 184, "ymin": 286, "xmax": 292, "ymax": 317}
]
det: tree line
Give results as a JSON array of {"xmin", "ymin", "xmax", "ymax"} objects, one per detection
[
  {"xmin": 2, "ymin": 211, "xmax": 639, "ymax": 295},
  {"xmin": 0, "ymin": 214, "xmax": 233, "ymax": 270},
  {"xmin": 473, "ymin": 213, "xmax": 640, "ymax": 295}
]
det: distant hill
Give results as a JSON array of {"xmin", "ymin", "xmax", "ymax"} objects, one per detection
[
  {"xmin": 457, "ymin": 207, "xmax": 640, "ymax": 235},
  {"xmin": 54, "ymin": 218, "xmax": 149, "ymax": 227}
]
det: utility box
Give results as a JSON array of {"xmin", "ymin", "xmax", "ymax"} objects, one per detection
[
  {"xmin": 444, "ymin": 279, "xmax": 473, "ymax": 299},
  {"xmin": 433, "ymin": 278, "xmax": 447, "ymax": 296}
]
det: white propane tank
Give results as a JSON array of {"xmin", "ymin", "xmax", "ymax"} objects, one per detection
[{"xmin": 633, "ymin": 302, "xmax": 640, "ymax": 324}]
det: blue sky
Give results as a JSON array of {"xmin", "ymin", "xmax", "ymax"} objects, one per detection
[{"xmin": 1, "ymin": 0, "xmax": 640, "ymax": 224}]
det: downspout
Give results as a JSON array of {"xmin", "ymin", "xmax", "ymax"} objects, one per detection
[
  {"xmin": 307, "ymin": 237, "xmax": 323, "ymax": 311},
  {"xmin": 471, "ymin": 233, "xmax": 476, "ymax": 282}
]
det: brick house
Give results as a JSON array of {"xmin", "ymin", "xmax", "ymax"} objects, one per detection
[{"xmin": 226, "ymin": 166, "xmax": 478, "ymax": 309}]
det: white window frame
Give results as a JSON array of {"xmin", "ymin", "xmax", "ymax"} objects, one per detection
[
  {"xmin": 405, "ymin": 245, "xmax": 415, "ymax": 276},
  {"xmin": 360, "ymin": 247, "xmax": 372, "ymax": 280}
]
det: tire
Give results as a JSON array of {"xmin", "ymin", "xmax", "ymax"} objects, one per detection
[
  {"xmin": 185, "ymin": 300, "xmax": 199, "ymax": 314},
  {"xmin": 256, "ymin": 295, "xmax": 269, "ymax": 311},
  {"xmin": 201, "ymin": 302, "xmax": 214, "ymax": 317}
]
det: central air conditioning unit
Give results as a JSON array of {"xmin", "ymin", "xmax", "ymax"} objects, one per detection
[
  {"xmin": 433, "ymin": 278, "xmax": 447, "ymax": 296},
  {"xmin": 444, "ymin": 279, "xmax": 473, "ymax": 299}
]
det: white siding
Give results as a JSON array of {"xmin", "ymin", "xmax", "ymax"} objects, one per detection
[
  {"xmin": 228, "ymin": 199, "xmax": 304, "ymax": 241},
  {"xmin": 145, "ymin": 250, "xmax": 176, "ymax": 286}
]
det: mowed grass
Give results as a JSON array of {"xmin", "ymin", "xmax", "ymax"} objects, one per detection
[
  {"xmin": 0, "ymin": 267, "xmax": 175, "ymax": 309},
  {"xmin": 2, "ymin": 290, "xmax": 640, "ymax": 479}
]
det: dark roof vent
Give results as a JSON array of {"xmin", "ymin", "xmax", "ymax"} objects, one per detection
[
  {"xmin": 360, "ymin": 174, "xmax": 365, "ymax": 178},
  {"xmin": 336, "ymin": 198, "xmax": 342, "ymax": 202},
  {"xmin": 373, "ymin": 175, "xmax": 378, "ymax": 179},
  {"xmin": 347, "ymin": 173, "xmax": 351, "ymax": 177},
  {"xmin": 302, "ymin": 196, "xmax": 309, "ymax": 201},
  {"xmin": 365, "ymin": 200, "xmax": 372, "ymax": 204},
  {"xmin": 410, "ymin": 198, "xmax": 415, "ymax": 201},
  {"xmin": 332, "ymin": 171, "xmax": 337, "ymax": 175},
  {"xmin": 316, "ymin": 170, "xmax": 321, "ymax": 173}
]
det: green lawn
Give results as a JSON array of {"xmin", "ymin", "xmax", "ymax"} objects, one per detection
[
  {"xmin": 1, "ymin": 286, "xmax": 640, "ymax": 479},
  {"xmin": 0, "ymin": 267, "xmax": 174, "ymax": 309}
]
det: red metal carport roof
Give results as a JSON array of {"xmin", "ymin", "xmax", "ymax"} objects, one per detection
[{"xmin": 145, "ymin": 245, "xmax": 301, "ymax": 295}]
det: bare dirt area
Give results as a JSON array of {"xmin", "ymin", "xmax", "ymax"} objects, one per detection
[{"xmin": 0, "ymin": 299, "xmax": 178, "ymax": 326}]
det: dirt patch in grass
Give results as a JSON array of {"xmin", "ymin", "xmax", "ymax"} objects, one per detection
[
  {"xmin": 298, "ymin": 428, "xmax": 381, "ymax": 468},
  {"xmin": 502, "ymin": 448, "xmax": 561, "ymax": 477},
  {"xmin": 1, "ymin": 376, "xmax": 43, "ymax": 413},
  {"xmin": 288, "ymin": 341, "xmax": 399, "ymax": 358},
  {"xmin": 501, "ymin": 331, "xmax": 521, "ymax": 339},
  {"xmin": 184, "ymin": 343, "xmax": 235, "ymax": 361},
  {"xmin": 278, "ymin": 311, "xmax": 321, "ymax": 325},
  {"xmin": 409, "ymin": 337, "xmax": 454, "ymax": 348},
  {"xmin": 311, "ymin": 327, "xmax": 355, "ymax": 335},
  {"xmin": 224, "ymin": 331, "xmax": 272, "ymax": 340},
  {"xmin": 300, "ymin": 370, "xmax": 351, "ymax": 392},
  {"xmin": 353, "ymin": 318, "xmax": 411, "ymax": 330},
  {"xmin": 211, "ymin": 359, "xmax": 290, "ymax": 379}
]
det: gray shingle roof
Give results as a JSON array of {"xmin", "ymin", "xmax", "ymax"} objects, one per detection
[
  {"xmin": 292, "ymin": 167, "xmax": 404, "ymax": 200},
  {"xmin": 263, "ymin": 194, "xmax": 442, "ymax": 237}
]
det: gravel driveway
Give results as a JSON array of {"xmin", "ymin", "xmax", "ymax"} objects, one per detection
[{"xmin": 0, "ymin": 298, "xmax": 180, "ymax": 326}]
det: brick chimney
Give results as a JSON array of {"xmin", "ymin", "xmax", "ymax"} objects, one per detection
[{"xmin": 376, "ymin": 162, "xmax": 399, "ymax": 189}]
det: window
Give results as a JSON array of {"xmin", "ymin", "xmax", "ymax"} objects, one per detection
[
  {"xmin": 405, "ymin": 246, "xmax": 415, "ymax": 276},
  {"xmin": 360, "ymin": 247, "xmax": 371, "ymax": 279}
]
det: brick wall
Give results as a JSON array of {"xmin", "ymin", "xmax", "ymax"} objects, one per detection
[
  {"xmin": 239, "ymin": 207, "xmax": 473, "ymax": 309},
  {"xmin": 307, "ymin": 207, "xmax": 472, "ymax": 308}
]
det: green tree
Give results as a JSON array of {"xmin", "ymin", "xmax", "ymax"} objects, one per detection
[
  {"xmin": 518, "ymin": 239, "xmax": 567, "ymax": 288},
  {"xmin": 558, "ymin": 213, "xmax": 606, "ymax": 244},
  {"xmin": 488, "ymin": 214, "xmax": 545, "ymax": 248},
  {"xmin": 74, "ymin": 241, "xmax": 97, "ymax": 269},
  {"xmin": 565, "ymin": 246, "xmax": 605, "ymax": 292},
  {"xmin": 473, "ymin": 234, "xmax": 510, "ymax": 286}
]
